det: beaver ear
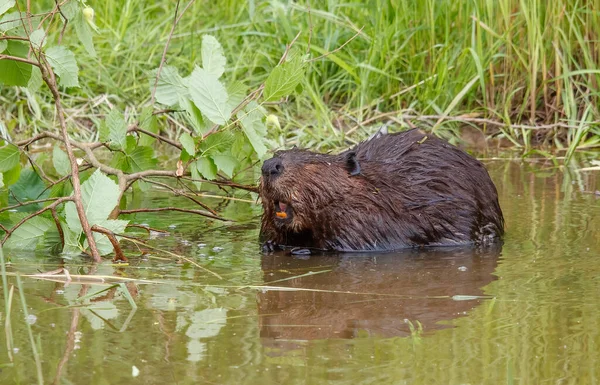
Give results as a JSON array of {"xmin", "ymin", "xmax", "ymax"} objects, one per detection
[{"xmin": 345, "ymin": 151, "xmax": 361, "ymax": 176}]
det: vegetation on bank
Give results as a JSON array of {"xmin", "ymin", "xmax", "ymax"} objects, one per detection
[{"xmin": 3, "ymin": 0, "xmax": 600, "ymax": 153}]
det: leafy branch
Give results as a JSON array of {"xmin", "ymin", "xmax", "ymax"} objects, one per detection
[{"xmin": 0, "ymin": 0, "xmax": 308, "ymax": 261}]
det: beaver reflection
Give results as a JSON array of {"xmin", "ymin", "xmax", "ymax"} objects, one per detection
[{"xmin": 258, "ymin": 246, "xmax": 500, "ymax": 340}]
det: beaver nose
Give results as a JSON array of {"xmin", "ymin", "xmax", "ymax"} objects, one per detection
[{"xmin": 262, "ymin": 158, "xmax": 284, "ymax": 178}]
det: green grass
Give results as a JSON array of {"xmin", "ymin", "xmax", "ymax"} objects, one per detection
[{"xmin": 6, "ymin": 0, "xmax": 600, "ymax": 154}]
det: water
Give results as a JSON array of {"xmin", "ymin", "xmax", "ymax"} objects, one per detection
[{"xmin": 1, "ymin": 160, "xmax": 599, "ymax": 385}]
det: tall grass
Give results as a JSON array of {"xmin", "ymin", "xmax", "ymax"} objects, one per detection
[{"xmin": 11, "ymin": 0, "xmax": 600, "ymax": 152}]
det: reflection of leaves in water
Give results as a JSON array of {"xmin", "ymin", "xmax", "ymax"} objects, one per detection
[
  {"xmin": 186, "ymin": 308, "xmax": 228, "ymax": 338},
  {"xmin": 62, "ymin": 279, "xmax": 119, "ymax": 330},
  {"xmin": 83, "ymin": 302, "xmax": 119, "ymax": 330},
  {"xmin": 187, "ymin": 339, "xmax": 206, "ymax": 362},
  {"xmin": 185, "ymin": 308, "xmax": 228, "ymax": 362}
]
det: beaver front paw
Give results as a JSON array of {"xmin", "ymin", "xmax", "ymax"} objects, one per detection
[{"xmin": 261, "ymin": 240, "xmax": 280, "ymax": 253}]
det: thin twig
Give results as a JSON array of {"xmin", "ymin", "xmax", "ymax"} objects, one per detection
[
  {"xmin": 128, "ymin": 124, "xmax": 182, "ymax": 149},
  {"xmin": 0, "ymin": 197, "xmax": 66, "ymax": 213},
  {"xmin": 1, "ymin": 197, "xmax": 73, "ymax": 245},
  {"xmin": 0, "ymin": 54, "xmax": 41, "ymax": 67},
  {"xmin": 151, "ymin": 0, "xmax": 196, "ymax": 105},
  {"xmin": 126, "ymin": 224, "xmax": 169, "ymax": 234},
  {"xmin": 141, "ymin": 177, "xmax": 218, "ymax": 215},
  {"xmin": 119, "ymin": 207, "xmax": 226, "ymax": 221},
  {"xmin": 53, "ymin": 0, "xmax": 68, "ymax": 44},
  {"xmin": 51, "ymin": 208, "xmax": 65, "ymax": 249}
]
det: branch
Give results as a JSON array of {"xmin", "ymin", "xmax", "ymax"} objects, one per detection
[
  {"xmin": 0, "ymin": 36, "xmax": 29, "ymax": 41},
  {"xmin": 151, "ymin": 0, "xmax": 196, "ymax": 104},
  {"xmin": 119, "ymin": 207, "xmax": 227, "ymax": 221},
  {"xmin": 126, "ymin": 224, "xmax": 169, "ymax": 234},
  {"xmin": 0, "ymin": 197, "xmax": 66, "ymax": 213},
  {"xmin": 1, "ymin": 197, "xmax": 73, "ymax": 245},
  {"xmin": 91, "ymin": 225, "xmax": 127, "ymax": 263},
  {"xmin": 141, "ymin": 177, "xmax": 218, "ymax": 215},
  {"xmin": 128, "ymin": 124, "xmax": 182, "ymax": 150},
  {"xmin": 51, "ymin": 208, "xmax": 65, "ymax": 250},
  {"xmin": 39, "ymin": 53, "xmax": 102, "ymax": 262},
  {"xmin": 0, "ymin": 54, "xmax": 41, "ymax": 67}
]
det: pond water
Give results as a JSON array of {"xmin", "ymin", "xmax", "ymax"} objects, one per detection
[{"xmin": 1, "ymin": 160, "xmax": 599, "ymax": 385}]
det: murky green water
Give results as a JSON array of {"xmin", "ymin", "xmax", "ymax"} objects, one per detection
[{"xmin": 1, "ymin": 160, "xmax": 599, "ymax": 385}]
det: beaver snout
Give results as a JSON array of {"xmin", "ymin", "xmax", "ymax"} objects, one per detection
[{"xmin": 261, "ymin": 157, "xmax": 284, "ymax": 179}]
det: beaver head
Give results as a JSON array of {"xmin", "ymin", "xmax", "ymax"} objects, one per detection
[
  {"xmin": 259, "ymin": 149, "xmax": 362, "ymax": 239},
  {"xmin": 259, "ymin": 129, "xmax": 504, "ymax": 252}
]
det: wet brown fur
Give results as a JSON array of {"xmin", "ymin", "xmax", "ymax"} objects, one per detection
[{"xmin": 259, "ymin": 129, "xmax": 504, "ymax": 251}]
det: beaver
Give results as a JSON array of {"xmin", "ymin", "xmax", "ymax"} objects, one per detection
[{"xmin": 259, "ymin": 128, "xmax": 504, "ymax": 253}]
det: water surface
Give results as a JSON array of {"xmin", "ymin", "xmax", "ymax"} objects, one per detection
[{"xmin": 1, "ymin": 160, "xmax": 599, "ymax": 384}]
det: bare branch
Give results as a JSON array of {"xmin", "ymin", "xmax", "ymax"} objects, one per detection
[
  {"xmin": 0, "ymin": 54, "xmax": 41, "ymax": 67},
  {"xmin": 0, "ymin": 197, "xmax": 67, "ymax": 214},
  {"xmin": 128, "ymin": 124, "xmax": 182, "ymax": 150},
  {"xmin": 119, "ymin": 207, "xmax": 227, "ymax": 221},
  {"xmin": 151, "ymin": 0, "xmax": 196, "ymax": 105},
  {"xmin": 1, "ymin": 197, "xmax": 73, "ymax": 245},
  {"xmin": 39, "ymin": 55, "xmax": 103, "ymax": 262},
  {"xmin": 91, "ymin": 225, "xmax": 128, "ymax": 263},
  {"xmin": 51, "ymin": 208, "xmax": 65, "ymax": 250},
  {"xmin": 141, "ymin": 177, "xmax": 218, "ymax": 215}
]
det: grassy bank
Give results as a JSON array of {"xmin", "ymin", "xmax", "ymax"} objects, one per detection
[{"xmin": 5, "ymin": 0, "xmax": 600, "ymax": 155}]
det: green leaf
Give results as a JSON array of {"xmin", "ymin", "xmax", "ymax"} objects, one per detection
[
  {"xmin": 238, "ymin": 104, "xmax": 267, "ymax": 158},
  {"xmin": 0, "ymin": 11, "xmax": 22, "ymax": 33},
  {"xmin": 45, "ymin": 46, "xmax": 79, "ymax": 88},
  {"xmin": 62, "ymin": 226, "xmax": 84, "ymax": 255},
  {"xmin": 27, "ymin": 66, "xmax": 43, "ymax": 92},
  {"xmin": 103, "ymin": 108, "xmax": 127, "ymax": 149},
  {"xmin": 212, "ymin": 153, "xmax": 237, "ymax": 178},
  {"xmin": 179, "ymin": 96, "xmax": 209, "ymax": 134},
  {"xmin": 9, "ymin": 169, "xmax": 48, "ymax": 204},
  {"xmin": 0, "ymin": 40, "xmax": 7, "ymax": 53},
  {"xmin": 112, "ymin": 137, "xmax": 157, "ymax": 173},
  {"xmin": 188, "ymin": 66, "xmax": 231, "ymax": 125},
  {"xmin": 29, "ymin": 29, "xmax": 46, "ymax": 49},
  {"xmin": 195, "ymin": 157, "xmax": 217, "ymax": 180},
  {"xmin": 124, "ymin": 145, "xmax": 158, "ymax": 172},
  {"xmin": 53, "ymin": 144, "xmax": 71, "ymax": 176},
  {"xmin": 64, "ymin": 169, "xmax": 121, "ymax": 235},
  {"xmin": 62, "ymin": 2, "xmax": 96, "ymax": 57},
  {"xmin": 201, "ymin": 35, "xmax": 226, "ymax": 79},
  {"xmin": 0, "ymin": 173, "xmax": 3, "ymax": 188},
  {"xmin": 263, "ymin": 56, "xmax": 305, "ymax": 102},
  {"xmin": 227, "ymin": 81, "xmax": 247, "ymax": 110},
  {"xmin": 37, "ymin": 225, "xmax": 63, "ymax": 253},
  {"xmin": 0, "ymin": 0, "xmax": 15, "ymax": 16},
  {"xmin": 152, "ymin": 66, "xmax": 187, "ymax": 106},
  {"xmin": 0, "ymin": 144, "xmax": 19, "ymax": 172},
  {"xmin": 198, "ymin": 131, "xmax": 234, "ymax": 156},
  {"xmin": 0, "ymin": 41, "xmax": 32, "ymax": 86},
  {"xmin": 138, "ymin": 107, "xmax": 158, "ymax": 146},
  {"xmin": 4, "ymin": 215, "xmax": 53, "ymax": 250},
  {"xmin": 2, "ymin": 162, "xmax": 20, "ymax": 186},
  {"xmin": 179, "ymin": 133, "xmax": 196, "ymax": 156}
]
